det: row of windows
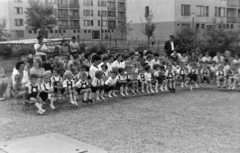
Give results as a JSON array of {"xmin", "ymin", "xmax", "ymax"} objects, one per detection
[
  {"xmin": 28, "ymin": 29, "xmax": 115, "ymax": 34},
  {"xmin": 179, "ymin": 23, "xmax": 235, "ymax": 30},
  {"xmin": 181, "ymin": 4, "xmax": 238, "ymax": 18}
]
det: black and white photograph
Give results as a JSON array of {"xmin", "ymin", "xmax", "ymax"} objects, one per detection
[{"xmin": 0, "ymin": 0, "xmax": 240, "ymax": 152}]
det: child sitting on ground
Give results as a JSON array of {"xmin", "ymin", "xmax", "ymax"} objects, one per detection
[
  {"xmin": 105, "ymin": 71, "xmax": 118, "ymax": 98},
  {"xmin": 76, "ymin": 72, "xmax": 93, "ymax": 103},
  {"xmin": 12, "ymin": 74, "xmax": 26, "ymax": 98},
  {"xmin": 91, "ymin": 70, "xmax": 105, "ymax": 100},
  {"xmin": 62, "ymin": 71, "xmax": 78, "ymax": 106},
  {"xmin": 125, "ymin": 65, "xmax": 140, "ymax": 95},
  {"xmin": 40, "ymin": 71, "xmax": 55, "ymax": 109},
  {"xmin": 165, "ymin": 64, "xmax": 176, "ymax": 92},
  {"xmin": 200, "ymin": 62, "xmax": 211, "ymax": 87},
  {"xmin": 117, "ymin": 68, "xmax": 128, "ymax": 96},
  {"xmin": 187, "ymin": 62, "xmax": 199, "ymax": 90},
  {"xmin": 144, "ymin": 65, "xmax": 154, "ymax": 94},
  {"xmin": 216, "ymin": 64, "xmax": 227, "ymax": 88},
  {"xmin": 176, "ymin": 62, "xmax": 187, "ymax": 88},
  {"xmin": 51, "ymin": 68, "xmax": 63, "ymax": 99},
  {"xmin": 25, "ymin": 74, "xmax": 45, "ymax": 115}
]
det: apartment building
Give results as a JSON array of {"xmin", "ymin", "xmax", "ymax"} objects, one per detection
[
  {"xmin": 127, "ymin": 0, "xmax": 239, "ymax": 41},
  {"xmin": 0, "ymin": 0, "xmax": 126, "ymax": 40}
]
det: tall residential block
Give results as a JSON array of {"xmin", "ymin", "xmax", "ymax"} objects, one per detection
[
  {"xmin": 127, "ymin": 0, "xmax": 239, "ymax": 41},
  {"xmin": 0, "ymin": 0, "xmax": 126, "ymax": 40}
]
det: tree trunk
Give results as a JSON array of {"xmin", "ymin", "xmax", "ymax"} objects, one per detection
[{"xmin": 147, "ymin": 37, "xmax": 150, "ymax": 51}]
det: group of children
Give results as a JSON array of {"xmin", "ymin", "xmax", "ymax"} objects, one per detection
[{"xmin": 12, "ymin": 51, "xmax": 240, "ymax": 115}]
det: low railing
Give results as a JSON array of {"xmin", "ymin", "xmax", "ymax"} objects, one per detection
[{"xmin": 70, "ymin": 25, "xmax": 80, "ymax": 29}]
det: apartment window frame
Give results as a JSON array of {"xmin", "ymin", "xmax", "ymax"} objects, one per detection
[
  {"xmin": 14, "ymin": 7, "xmax": 23, "ymax": 14},
  {"xmin": 215, "ymin": 7, "xmax": 218, "ymax": 17},
  {"xmin": 15, "ymin": 19, "xmax": 23, "ymax": 26},
  {"xmin": 29, "ymin": 30, "xmax": 32, "ymax": 34},
  {"xmin": 84, "ymin": 0, "xmax": 93, "ymax": 6},
  {"xmin": 181, "ymin": 4, "xmax": 190, "ymax": 16},
  {"xmin": 219, "ymin": 7, "xmax": 226, "ymax": 18},
  {"xmin": 84, "ymin": 20, "xmax": 92, "ymax": 26},
  {"xmin": 206, "ymin": 6, "xmax": 209, "ymax": 17},
  {"xmin": 84, "ymin": 10, "xmax": 93, "ymax": 16},
  {"xmin": 14, "ymin": 0, "xmax": 22, "ymax": 3},
  {"xmin": 145, "ymin": 6, "xmax": 149, "ymax": 18},
  {"xmin": 196, "ymin": 5, "xmax": 205, "ymax": 17}
]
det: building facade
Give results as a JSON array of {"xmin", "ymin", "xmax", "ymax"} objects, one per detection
[
  {"xmin": 127, "ymin": 0, "xmax": 239, "ymax": 41},
  {"xmin": 0, "ymin": 0, "xmax": 126, "ymax": 40}
]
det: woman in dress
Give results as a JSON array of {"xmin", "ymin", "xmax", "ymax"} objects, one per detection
[
  {"xmin": 12, "ymin": 61, "xmax": 29, "ymax": 85},
  {"xmin": 30, "ymin": 57, "xmax": 45, "ymax": 79}
]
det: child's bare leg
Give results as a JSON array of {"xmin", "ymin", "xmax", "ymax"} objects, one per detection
[{"xmin": 141, "ymin": 82, "xmax": 145, "ymax": 92}]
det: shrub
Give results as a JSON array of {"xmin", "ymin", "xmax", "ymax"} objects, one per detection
[
  {"xmin": 134, "ymin": 44, "xmax": 147, "ymax": 51},
  {"xmin": 79, "ymin": 43, "xmax": 86, "ymax": 53},
  {"xmin": 0, "ymin": 45, "xmax": 12, "ymax": 59}
]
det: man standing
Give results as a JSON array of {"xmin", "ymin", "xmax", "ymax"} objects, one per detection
[
  {"xmin": 69, "ymin": 36, "xmax": 79, "ymax": 56},
  {"xmin": 34, "ymin": 36, "xmax": 51, "ymax": 61},
  {"xmin": 164, "ymin": 35, "xmax": 176, "ymax": 57}
]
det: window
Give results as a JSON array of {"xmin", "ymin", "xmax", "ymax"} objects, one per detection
[
  {"xmin": 14, "ymin": 7, "xmax": 23, "ymax": 14},
  {"xmin": 108, "ymin": 11, "xmax": 116, "ymax": 17},
  {"xmin": 29, "ymin": 30, "xmax": 32, "ymax": 34},
  {"xmin": 91, "ymin": 20, "xmax": 94, "ymax": 26},
  {"xmin": 231, "ymin": 24, "xmax": 234, "ymax": 29},
  {"xmin": 84, "ymin": 30, "xmax": 87, "ymax": 33},
  {"xmin": 73, "ymin": 30, "xmax": 76, "ymax": 33},
  {"xmin": 78, "ymin": 30, "xmax": 80, "ymax": 33},
  {"xmin": 55, "ymin": 30, "xmax": 58, "ymax": 33},
  {"xmin": 98, "ymin": 20, "xmax": 107, "ymax": 26},
  {"xmin": 145, "ymin": 6, "xmax": 149, "ymax": 18},
  {"xmin": 102, "ymin": 30, "xmax": 104, "ymax": 33},
  {"xmin": 14, "ymin": 0, "xmax": 22, "ymax": 2},
  {"xmin": 15, "ymin": 19, "xmax": 23, "ymax": 26},
  {"xmin": 59, "ymin": 30, "xmax": 61, "ymax": 33},
  {"xmin": 50, "ymin": 30, "xmax": 53, "ymax": 33},
  {"xmin": 206, "ymin": 6, "xmax": 209, "ymax": 17},
  {"xmin": 98, "ymin": 10, "xmax": 107, "ymax": 17},
  {"xmin": 181, "ymin": 5, "xmax": 190, "ymax": 16},
  {"xmin": 98, "ymin": 0, "xmax": 106, "ymax": 7},
  {"xmin": 118, "ymin": 2, "xmax": 125, "ymax": 9},
  {"xmin": 88, "ymin": 30, "xmax": 91, "ymax": 33},
  {"xmin": 226, "ymin": 24, "xmax": 229, "ymax": 29},
  {"xmin": 219, "ymin": 8, "xmax": 225, "ymax": 17},
  {"xmin": 34, "ymin": 30, "xmax": 37, "ymax": 34},
  {"xmin": 84, "ymin": 20, "xmax": 91, "ymax": 26},
  {"xmin": 108, "ymin": 2, "xmax": 115, "ymax": 7},
  {"xmin": 108, "ymin": 21, "xmax": 116, "ymax": 29},
  {"xmin": 105, "ymin": 30, "xmax": 107, "ymax": 33},
  {"xmin": 196, "ymin": 6, "xmax": 204, "ymax": 17},
  {"xmin": 63, "ymin": 30, "xmax": 66, "ymax": 33},
  {"xmin": 16, "ymin": 31, "xmax": 24, "ymax": 38},
  {"xmin": 196, "ymin": 23, "xmax": 200, "ymax": 29},
  {"xmin": 215, "ymin": 7, "xmax": 218, "ymax": 17},
  {"xmin": 84, "ymin": 0, "xmax": 93, "ymax": 6},
  {"xmin": 201, "ymin": 24, "xmax": 205, "ymax": 29},
  {"xmin": 84, "ymin": 10, "xmax": 93, "ymax": 16}
]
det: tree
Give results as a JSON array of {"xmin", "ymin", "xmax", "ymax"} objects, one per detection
[
  {"xmin": 25, "ymin": 0, "xmax": 57, "ymax": 38},
  {"xmin": 116, "ymin": 21, "xmax": 133, "ymax": 44},
  {"xmin": 140, "ymin": 10, "xmax": 156, "ymax": 51},
  {"xmin": 0, "ymin": 18, "xmax": 10, "ymax": 41}
]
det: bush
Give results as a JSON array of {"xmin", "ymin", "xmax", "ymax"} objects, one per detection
[
  {"xmin": 134, "ymin": 44, "xmax": 147, "ymax": 51},
  {"xmin": 79, "ymin": 43, "xmax": 86, "ymax": 53},
  {"xmin": 0, "ymin": 46, "xmax": 12, "ymax": 59},
  {"xmin": 88, "ymin": 45, "xmax": 99, "ymax": 54}
]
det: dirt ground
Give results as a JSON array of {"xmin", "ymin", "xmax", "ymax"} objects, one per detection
[{"xmin": 0, "ymin": 89, "xmax": 240, "ymax": 153}]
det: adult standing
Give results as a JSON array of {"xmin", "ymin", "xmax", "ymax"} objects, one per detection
[
  {"xmin": 0, "ymin": 67, "xmax": 8, "ymax": 101},
  {"xmin": 69, "ymin": 36, "xmax": 79, "ymax": 56},
  {"xmin": 11, "ymin": 61, "xmax": 29, "ymax": 85},
  {"xmin": 59, "ymin": 39, "xmax": 70, "ymax": 60},
  {"xmin": 164, "ymin": 35, "xmax": 177, "ymax": 57},
  {"xmin": 34, "ymin": 36, "xmax": 51, "ymax": 62}
]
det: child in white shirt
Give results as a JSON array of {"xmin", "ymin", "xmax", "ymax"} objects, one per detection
[
  {"xmin": 216, "ymin": 64, "xmax": 227, "ymax": 88},
  {"xmin": 144, "ymin": 65, "xmax": 154, "ymax": 94},
  {"xmin": 91, "ymin": 70, "xmax": 105, "ymax": 100},
  {"xmin": 76, "ymin": 72, "xmax": 92, "ymax": 103},
  {"xmin": 105, "ymin": 71, "xmax": 118, "ymax": 98}
]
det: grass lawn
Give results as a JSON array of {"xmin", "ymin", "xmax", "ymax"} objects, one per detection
[{"xmin": 0, "ymin": 89, "xmax": 240, "ymax": 153}]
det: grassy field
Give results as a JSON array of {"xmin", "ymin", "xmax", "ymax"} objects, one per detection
[{"xmin": 0, "ymin": 88, "xmax": 240, "ymax": 153}]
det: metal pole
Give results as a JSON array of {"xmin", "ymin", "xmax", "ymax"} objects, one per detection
[{"xmin": 101, "ymin": 14, "xmax": 103, "ymax": 42}]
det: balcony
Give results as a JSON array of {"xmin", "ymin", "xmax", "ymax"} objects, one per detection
[
  {"xmin": 69, "ymin": 4, "xmax": 79, "ymax": 9},
  {"xmin": 107, "ymin": 6, "xmax": 116, "ymax": 10},
  {"xmin": 227, "ymin": 17, "xmax": 239, "ymax": 23},
  {"xmin": 118, "ymin": 16, "xmax": 126, "ymax": 20},
  {"xmin": 108, "ymin": 25, "xmax": 116, "ymax": 29},
  {"xmin": 70, "ymin": 15, "xmax": 80, "ymax": 19},
  {"xmin": 227, "ymin": 0, "xmax": 239, "ymax": 7},
  {"xmin": 118, "ymin": 7, "xmax": 126, "ymax": 11},
  {"xmin": 108, "ymin": 16, "xmax": 117, "ymax": 20},
  {"xmin": 58, "ymin": 25, "xmax": 69, "ymax": 29},
  {"xmin": 70, "ymin": 25, "xmax": 80, "ymax": 29},
  {"xmin": 58, "ymin": 3, "xmax": 68, "ymax": 8},
  {"xmin": 57, "ymin": 14, "xmax": 69, "ymax": 19}
]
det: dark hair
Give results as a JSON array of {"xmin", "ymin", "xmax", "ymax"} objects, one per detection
[
  {"xmin": 101, "ymin": 64, "xmax": 108, "ymax": 70},
  {"xmin": 123, "ymin": 54, "xmax": 130, "ymax": 60},
  {"xmin": 145, "ymin": 51, "xmax": 153, "ymax": 56},
  {"xmin": 30, "ymin": 74, "xmax": 38, "ymax": 79},
  {"xmin": 37, "ymin": 36, "xmax": 43, "ymax": 40},
  {"xmin": 116, "ymin": 54, "xmax": 122, "ymax": 60},
  {"xmin": 15, "ymin": 61, "xmax": 25, "ymax": 70},
  {"xmin": 110, "ymin": 71, "xmax": 118, "ymax": 75},
  {"xmin": 47, "ymin": 56, "xmax": 53, "ymax": 60},
  {"xmin": 144, "ymin": 65, "xmax": 151, "ymax": 71},
  {"xmin": 84, "ymin": 53, "xmax": 91, "ymax": 59},
  {"xmin": 138, "ymin": 51, "xmax": 143, "ymax": 57},
  {"xmin": 170, "ymin": 35, "xmax": 174, "ymax": 38},
  {"xmin": 80, "ymin": 65, "xmax": 87, "ymax": 71},
  {"xmin": 102, "ymin": 55, "xmax": 109, "ymax": 62},
  {"xmin": 129, "ymin": 51, "xmax": 135, "ymax": 56},
  {"xmin": 61, "ymin": 39, "xmax": 67, "ymax": 46},
  {"xmin": 118, "ymin": 67, "xmax": 124, "ymax": 73},
  {"xmin": 159, "ymin": 65, "xmax": 165, "ymax": 70},
  {"xmin": 153, "ymin": 64, "xmax": 160, "ymax": 70},
  {"xmin": 97, "ymin": 51, "xmax": 104, "ymax": 56},
  {"xmin": 72, "ymin": 36, "xmax": 76, "ymax": 40},
  {"xmin": 92, "ymin": 54, "xmax": 101, "ymax": 62},
  {"xmin": 53, "ymin": 68, "xmax": 61, "ymax": 74},
  {"xmin": 154, "ymin": 53, "xmax": 159, "ymax": 57},
  {"xmin": 73, "ymin": 54, "xmax": 79, "ymax": 59},
  {"xmin": 146, "ymin": 55, "xmax": 152, "ymax": 59},
  {"xmin": 95, "ymin": 70, "xmax": 103, "ymax": 79}
]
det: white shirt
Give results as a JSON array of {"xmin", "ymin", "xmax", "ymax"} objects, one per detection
[
  {"xmin": 62, "ymin": 79, "xmax": 75, "ymax": 89},
  {"xmin": 34, "ymin": 43, "xmax": 49, "ymax": 56},
  {"xmin": 89, "ymin": 65, "xmax": 99, "ymax": 79},
  {"xmin": 92, "ymin": 78, "xmax": 104, "ymax": 86},
  {"xmin": 232, "ymin": 59, "xmax": 240, "ymax": 64},
  {"xmin": 223, "ymin": 65, "xmax": 230, "ymax": 74},
  {"xmin": 151, "ymin": 59, "xmax": 160, "ymax": 66},
  {"xmin": 144, "ymin": 72, "xmax": 152, "ymax": 81},
  {"xmin": 69, "ymin": 41, "xmax": 79, "ymax": 53},
  {"xmin": 105, "ymin": 77, "xmax": 118, "ymax": 86},
  {"xmin": 213, "ymin": 56, "xmax": 224, "ymax": 63},
  {"xmin": 41, "ymin": 81, "xmax": 53, "ymax": 91},
  {"xmin": 25, "ymin": 83, "xmax": 41, "ymax": 94},
  {"xmin": 111, "ymin": 60, "xmax": 122, "ymax": 69},
  {"xmin": 106, "ymin": 62, "xmax": 113, "ymax": 72},
  {"xmin": 170, "ymin": 41, "xmax": 174, "ymax": 51},
  {"xmin": 12, "ymin": 68, "xmax": 29, "ymax": 85},
  {"xmin": 201, "ymin": 56, "xmax": 212, "ymax": 62}
]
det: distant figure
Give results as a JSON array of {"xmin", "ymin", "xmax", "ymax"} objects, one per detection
[
  {"xmin": 164, "ymin": 35, "xmax": 177, "ymax": 57},
  {"xmin": 69, "ymin": 36, "xmax": 79, "ymax": 56},
  {"xmin": 34, "ymin": 35, "xmax": 51, "ymax": 62},
  {"xmin": 0, "ymin": 67, "xmax": 8, "ymax": 101},
  {"xmin": 105, "ymin": 34, "xmax": 109, "ymax": 40}
]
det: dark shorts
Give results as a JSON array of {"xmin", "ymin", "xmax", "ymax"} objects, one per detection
[
  {"xmin": 91, "ymin": 86, "xmax": 104, "ymax": 92},
  {"xmin": 27, "ymin": 92, "xmax": 38, "ymax": 100},
  {"xmin": 40, "ymin": 92, "xmax": 48, "ymax": 102},
  {"xmin": 104, "ymin": 85, "xmax": 116, "ymax": 92},
  {"xmin": 188, "ymin": 74, "xmax": 197, "ymax": 82}
]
